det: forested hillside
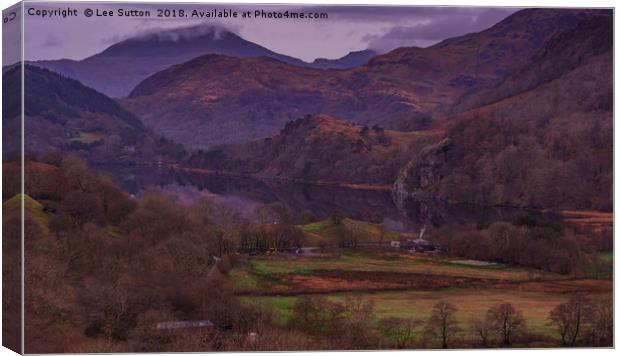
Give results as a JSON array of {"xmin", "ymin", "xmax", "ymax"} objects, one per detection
[{"xmin": 394, "ymin": 15, "xmax": 612, "ymax": 210}]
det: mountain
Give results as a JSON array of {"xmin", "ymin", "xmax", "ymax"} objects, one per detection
[
  {"xmin": 188, "ymin": 115, "xmax": 439, "ymax": 185},
  {"xmin": 123, "ymin": 8, "xmax": 604, "ymax": 149},
  {"xmin": 123, "ymin": 55, "xmax": 409, "ymax": 148},
  {"xmin": 32, "ymin": 25, "xmax": 308, "ymax": 98},
  {"xmin": 309, "ymin": 50, "xmax": 377, "ymax": 69},
  {"xmin": 394, "ymin": 15, "xmax": 613, "ymax": 211},
  {"xmin": 2, "ymin": 65, "xmax": 184, "ymax": 163},
  {"xmin": 449, "ymin": 13, "xmax": 613, "ymax": 114}
]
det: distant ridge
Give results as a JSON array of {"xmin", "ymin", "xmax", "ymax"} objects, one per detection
[
  {"xmin": 31, "ymin": 25, "xmax": 381, "ymax": 97},
  {"xmin": 309, "ymin": 50, "xmax": 378, "ymax": 69}
]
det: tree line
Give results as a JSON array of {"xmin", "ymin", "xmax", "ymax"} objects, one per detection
[
  {"xmin": 431, "ymin": 216, "xmax": 610, "ymax": 276},
  {"xmin": 288, "ymin": 296, "xmax": 612, "ymax": 349}
]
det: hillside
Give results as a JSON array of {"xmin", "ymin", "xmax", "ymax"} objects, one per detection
[
  {"xmin": 450, "ymin": 14, "xmax": 613, "ymax": 114},
  {"xmin": 188, "ymin": 115, "xmax": 439, "ymax": 185},
  {"xmin": 394, "ymin": 15, "xmax": 613, "ymax": 211},
  {"xmin": 123, "ymin": 8, "xmax": 603, "ymax": 148},
  {"xmin": 2, "ymin": 65, "xmax": 184, "ymax": 163}
]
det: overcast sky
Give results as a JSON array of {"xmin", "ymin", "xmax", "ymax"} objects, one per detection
[{"xmin": 17, "ymin": 3, "xmax": 519, "ymax": 64}]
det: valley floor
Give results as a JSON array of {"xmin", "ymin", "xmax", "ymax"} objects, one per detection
[{"xmin": 231, "ymin": 248, "xmax": 612, "ymax": 345}]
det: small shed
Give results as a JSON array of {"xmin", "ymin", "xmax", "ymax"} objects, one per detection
[{"xmin": 155, "ymin": 320, "xmax": 214, "ymax": 330}]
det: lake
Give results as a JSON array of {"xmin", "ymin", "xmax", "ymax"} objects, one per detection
[{"xmin": 95, "ymin": 165, "xmax": 553, "ymax": 232}]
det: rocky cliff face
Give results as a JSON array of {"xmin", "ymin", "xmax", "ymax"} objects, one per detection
[{"xmin": 392, "ymin": 138, "xmax": 452, "ymax": 208}]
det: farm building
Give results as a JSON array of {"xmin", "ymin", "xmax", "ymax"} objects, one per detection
[
  {"xmin": 401, "ymin": 238, "xmax": 438, "ymax": 252},
  {"xmin": 399, "ymin": 226, "xmax": 440, "ymax": 252},
  {"xmin": 155, "ymin": 320, "xmax": 214, "ymax": 330}
]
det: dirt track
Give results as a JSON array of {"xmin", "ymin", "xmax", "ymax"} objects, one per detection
[
  {"xmin": 237, "ymin": 268, "xmax": 612, "ymax": 296},
  {"xmin": 498, "ymin": 279, "xmax": 612, "ymax": 294}
]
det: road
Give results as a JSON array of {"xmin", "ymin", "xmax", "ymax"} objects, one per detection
[{"xmin": 207, "ymin": 256, "xmax": 221, "ymax": 280}]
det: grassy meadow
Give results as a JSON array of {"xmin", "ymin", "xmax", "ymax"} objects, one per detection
[
  {"xmin": 230, "ymin": 217, "xmax": 612, "ymax": 345},
  {"xmin": 241, "ymin": 288, "xmax": 570, "ymax": 337}
]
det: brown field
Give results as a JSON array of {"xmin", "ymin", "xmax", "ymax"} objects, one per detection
[
  {"xmin": 557, "ymin": 210, "xmax": 613, "ymax": 226},
  {"xmin": 232, "ymin": 250, "xmax": 559, "ymax": 288},
  {"xmin": 496, "ymin": 279, "xmax": 612, "ymax": 294}
]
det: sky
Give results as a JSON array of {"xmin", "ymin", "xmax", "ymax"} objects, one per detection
[{"xmin": 17, "ymin": 3, "xmax": 519, "ymax": 64}]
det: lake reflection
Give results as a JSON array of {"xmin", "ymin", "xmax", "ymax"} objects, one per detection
[{"xmin": 94, "ymin": 165, "xmax": 549, "ymax": 231}]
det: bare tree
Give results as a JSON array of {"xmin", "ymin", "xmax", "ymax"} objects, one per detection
[
  {"xmin": 583, "ymin": 296, "xmax": 613, "ymax": 346},
  {"xmin": 341, "ymin": 296, "xmax": 377, "ymax": 347},
  {"xmin": 379, "ymin": 316, "xmax": 420, "ymax": 348},
  {"xmin": 470, "ymin": 315, "xmax": 494, "ymax": 347},
  {"xmin": 548, "ymin": 296, "xmax": 588, "ymax": 346},
  {"xmin": 425, "ymin": 301, "xmax": 460, "ymax": 349},
  {"xmin": 487, "ymin": 303, "xmax": 526, "ymax": 346}
]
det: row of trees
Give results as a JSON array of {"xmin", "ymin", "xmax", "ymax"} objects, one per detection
[
  {"xmin": 289, "ymin": 295, "xmax": 377, "ymax": 348},
  {"xmin": 238, "ymin": 224, "xmax": 304, "ymax": 252},
  {"xmin": 289, "ymin": 296, "xmax": 613, "ymax": 349},
  {"xmin": 549, "ymin": 296, "xmax": 613, "ymax": 347},
  {"xmin": 431, "ymin": 218, "xmax": 606, "ymax": 275}
]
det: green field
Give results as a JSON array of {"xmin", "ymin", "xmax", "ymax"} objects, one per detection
[
  {"xmin": 584, "ymin": 251, "xmax": 613, "ymax": 279},
  {"xmin": 242, "ymin": 288, "xmax": 570, "ymax": 337},
  {"xmin": 599, "ymin": 251, "xmax": 613, "ymax": 263},
  {"xmin": 231, "ymin": 249, "xmax": 551, "ymax": 293},
  {"xmin": 232, "ymin": 242, "xmax": 610, "ymax": 345}
]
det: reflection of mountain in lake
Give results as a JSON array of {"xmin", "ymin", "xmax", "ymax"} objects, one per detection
[
  {"xmin": 96, "ymin": 165, "xmax": 405, "ymax": 225},
  {"xmin": 95, "ymin": 166, "xmax": 550, "ymax": 230}
]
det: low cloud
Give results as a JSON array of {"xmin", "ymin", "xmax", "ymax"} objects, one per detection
[
  {"xmin": 364, "ymin": 8, "xmax": 518, "ymax": 51},
  {"xmin": 101, "ymin": 22, "xmax": 242, "ymax": 46}
]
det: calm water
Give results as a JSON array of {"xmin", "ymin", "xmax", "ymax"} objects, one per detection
[{"xmin": 95, "ymin": 165, "xmax": 549, "ymax": 232}]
